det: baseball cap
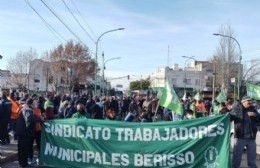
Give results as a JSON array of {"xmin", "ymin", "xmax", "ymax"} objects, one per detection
[{"xmin": 241, "ymin": 96, "xmax": 251, "ymax": 103}]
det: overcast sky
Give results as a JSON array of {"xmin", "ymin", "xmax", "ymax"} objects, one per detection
[{"xmin": 0, "ymin": 0, "xmax": 259, "ymax": 88}]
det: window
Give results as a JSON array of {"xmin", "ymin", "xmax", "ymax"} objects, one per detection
[
  {"xmin": 34, "ymin": 79, "xmax": 40, "ymax": 83},
  {"xmin": 186, "ymin": 79, "xmax": 191, "ymax": 85}
]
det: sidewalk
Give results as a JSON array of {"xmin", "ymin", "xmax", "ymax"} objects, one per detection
[{"xmin": 0, "ymin": 140, "xmax": 18, "ymax": 164}]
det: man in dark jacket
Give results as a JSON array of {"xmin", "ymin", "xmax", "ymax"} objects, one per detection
[
  {"xmin": 90, "ymin": 98, "xmax": 103, "ymax": 119},
  {"xmin": 230, "ymin": 96, "xmax": 260, "ymax": 168},
  {"xmin": 86, "ymin": 95, "xmax": 96, "ymax": 117},
  {"xmin": 16, "ymin": 98, "xmax": 43, "ymax": 168},
  {"xmin": 0, "ymin": 91, "xmax": 12, "ymax": 145}
]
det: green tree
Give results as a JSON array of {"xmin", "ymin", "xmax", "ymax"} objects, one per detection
[{"xmin": 130, "ymin": 79, "xmax": 150, "ymax": 91}]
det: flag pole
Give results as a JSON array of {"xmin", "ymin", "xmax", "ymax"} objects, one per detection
[{"xmin": 153, "ymin": 103, "xmax": 159, "ymax": 122}]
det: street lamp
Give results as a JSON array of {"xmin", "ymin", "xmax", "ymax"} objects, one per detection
[
  {"xmin": 102, "ymin": 51, "xmax": 121, "ymax": 96},
  {"xmin": 182, "ymin": 56, "xmax": 196, "ymax": 93},
  {"xmin": 213, "ymin": 33, "xmax": 242, "ymax": 100},
  {"xmin": 94, "ymin": 28, "xmax": 125, "ymax": 97}
]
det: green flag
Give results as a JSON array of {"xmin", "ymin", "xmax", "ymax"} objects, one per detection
[
  {"xmin": 212, "ymin": 104, "xmax": 220, "ymax": 115},
  {"xmin": 156, "ymin": 88, "xmax": 164, "ymax": 99},
  {"xmin": 194, "ymin": 92, "xmax": 201, "ymax": 101},
  {"xmin": 246, "ymin": 82, "xmax": 260, "ymax": 100},
  {"xmin": 216, "ymin": 91, "xmax": 226, "ymax": 103},
  {"xmin": 158, "ymin": 81, "xmax": 183, "ymax": 115}
]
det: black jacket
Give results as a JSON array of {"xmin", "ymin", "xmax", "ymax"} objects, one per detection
[
  {"xmin": 230, "ymin": 103, "xmax": 260, "ymax": 139},
  {"xmin": 0, "ymin": 97, "xmax": 12, "ymax": 120},
  {"xmin": 16, "ymin": 106, "xmax": 41, "ymax": 137}
]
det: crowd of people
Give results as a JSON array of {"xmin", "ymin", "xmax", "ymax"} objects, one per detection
[
  {"xmin": 0, "ymin": 91, "xmax": 158, "ymax": 167},
  {"xmin": 0, "ymin": 90, "xmax": 260, "ymax": 167}
]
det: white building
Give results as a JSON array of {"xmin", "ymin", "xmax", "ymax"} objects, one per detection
[
  {"xmin": 150, "ymin": 61, "xmax": 214, "ymax": 96},
  {"xmin": 0, "ymin": 70, "xmax": 26, "ymax": 94},
  {"xmin": 0, "ymin": 70, "xmax": 11, "ymax": 89},
  {"xmin": 28, "ymin": 59, "xmax": 51, "ymax": 92},
  {"xmin": 28, "ymin": 59, "xmax": 103, "ymax": 94}
]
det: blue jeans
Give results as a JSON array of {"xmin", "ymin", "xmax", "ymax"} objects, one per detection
[{"xmin": 232, "ymin": 138, "xmax": 257, "ymax": 168}]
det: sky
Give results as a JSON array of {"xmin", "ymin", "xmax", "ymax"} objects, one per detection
[{"xmin": 0, "ymin": 0, "xmax": 260, "ymax": 89}]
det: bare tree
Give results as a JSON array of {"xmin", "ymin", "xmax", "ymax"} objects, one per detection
[
  {"xmin": 212, "ymin": 24, "xmax": 239, "ymax": 93},
  {"xmin": 211, "ymin": 24, "xmax": 260, "ymax": 99},
  {"xmin": 7, "ymin": 48, "xmax": 38, "ymax": 91},
  {"xmin": 240, "ymin": 59, "xmax": 260, "ymax": 96},
  {"xmin": 48, "ymin": 40, "xmax": 95, "ymax": 93}
]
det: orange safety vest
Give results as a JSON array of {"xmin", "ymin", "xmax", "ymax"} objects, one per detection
[
  {"xmin": 195, "ymin": 102, "xmax": 206, "ymax": 112},
  {"xmin": 8, "ymin": 97, "xmax": 19, "ymax": 120},
  {"xmin": 33, "ymin": 107, "xmax": 41, "ymax": 132}
]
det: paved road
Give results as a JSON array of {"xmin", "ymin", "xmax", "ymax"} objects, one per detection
[{"xmin": 0, "ymin": 157, "xmax": 48, "ymax": 168}]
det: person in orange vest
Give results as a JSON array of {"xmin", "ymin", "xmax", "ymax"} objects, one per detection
[
  {"xmin": 195, "ymin": 100, "xmax": 207, "ymax": 118},
  {"xmin": 8, "ymin": 93, "xmax": 19, "ymax": 140}
]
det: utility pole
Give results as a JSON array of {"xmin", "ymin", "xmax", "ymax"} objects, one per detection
[
  {"xmin": 27, "ymin": 73, "xmax": 30, "ymax": 93},
  {"xmin": 102, "ymin": 51, "xmax": 105, "ymax": 96},
  {"xmin": 46, "ymin": 64, "xmax": 49, "ymax": 93},
  {"xmin": 212, "ymin": 64, "xmax": 216, "ymax": 102}
]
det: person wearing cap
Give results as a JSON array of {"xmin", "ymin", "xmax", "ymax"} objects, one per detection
[{"xmin": 230, "ymin": 95, "xmax": 260, "ymax": 168}]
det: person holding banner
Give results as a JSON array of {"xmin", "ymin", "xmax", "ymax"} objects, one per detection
[
  {"xmin": 72, "ymin": 103, "xmax": 90, "ymax": 118},
  {"xmin": 105, "ymin": 108, "xmax": 120, "ymax": 120},
  {"xmin": 219, "ymin": 102, "xmax": 228, "ymax": 115},
  {"xmin": 230, "ymin": 96, "xmax": 260, "ymax": 168},
  {"xmin": 184, "ymin": 109, "xmax": 194, "ymax": 120}
]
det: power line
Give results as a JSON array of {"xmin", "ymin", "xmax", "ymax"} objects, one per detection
[
  {"xmin": 62, "ymin": 0, "xmax": 96, "ymax": 43},
  {"xmin": 40, "ymin": 0, "xmax": 84, "ymax": 44},
  {"xmin": 69, "ymin": 0, "xmax": 97, "ymax": 39},
  {"xmin": 24, "ymin": 0, "xmax": 66, "ymax": 43}
]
